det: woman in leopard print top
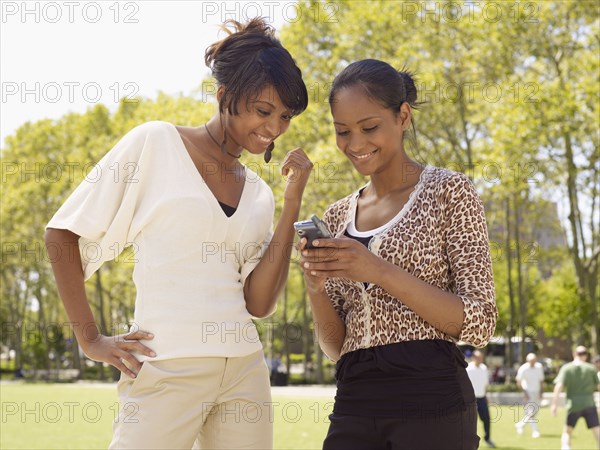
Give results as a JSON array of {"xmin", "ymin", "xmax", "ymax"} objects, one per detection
[{"xmin": 300, "ymin": 60, "xmax": 497, "ymax": 449}]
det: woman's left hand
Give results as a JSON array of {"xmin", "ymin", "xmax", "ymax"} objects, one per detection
[
  {"xmin": 301, "ymin": 237, "xmax": 384, "ymax": 284},
  {"xmin": 280, "ymin": 147, "xmax": 313, "ymax": 203}
]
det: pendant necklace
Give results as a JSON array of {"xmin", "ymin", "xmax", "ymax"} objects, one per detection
[{"xmin": 204, "ymin": 123, "xmax": 241, "ymax": 159}]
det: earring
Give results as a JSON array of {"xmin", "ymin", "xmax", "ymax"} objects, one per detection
[{"xmin": 264, "ymin": 142, "xmax": 274, "ymax": 163}]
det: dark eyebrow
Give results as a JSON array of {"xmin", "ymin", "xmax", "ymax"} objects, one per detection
[{"xmin": 333, "ymin": 116, "xmax": 380, "ymax": 126}]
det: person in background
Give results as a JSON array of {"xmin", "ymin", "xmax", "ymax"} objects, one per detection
[
  {"xmin": 551, "ymin": 345, "xmax": 600, "ymax": 450},
  {"xmin": 515, "ymin": 352, "xmax": 545, "ymax": 438},
  {"xmin": 467, "ymin": 350, "xmax": 496, "ymax": 448}
]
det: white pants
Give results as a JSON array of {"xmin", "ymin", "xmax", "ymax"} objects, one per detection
[
  {"xmin": 517, "ymin": 390, "xmax": 541, "ymax": 432},
  {"xmin": 109, "ymin": 350, "xmax": 273, "ymax": 449}
]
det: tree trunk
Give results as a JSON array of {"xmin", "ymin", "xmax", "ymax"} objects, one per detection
[
  {"xmin": 35, "ymin": 280, "xmax": 51, "ymax": 373},
  {"xmin": 283, "ymin": 283, "xmax": 291, "ymax": 381},
  {"xmin": 95, "ymin": 269, "xmax": 108, "ymax": 381},
  {"xmin": 505, "ymin": 196, "xmax": 516, "ymax": 377},
  {"xmin": 302, "ymin": 281, "xmax": 311, "ymax": 383},
  {"xmin": 514, "ymin": 192, "xmax": 527, "ymax": 363},
  {"xmin": 563, "ymin": 129, "xmax": 598, "ymax": 351}
]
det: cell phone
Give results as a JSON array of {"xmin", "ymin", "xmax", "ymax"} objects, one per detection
[{"xmin": 293, "ymin": 214, "xmax": 332, "ymax": 249}]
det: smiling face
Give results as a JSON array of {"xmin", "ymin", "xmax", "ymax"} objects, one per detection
[
  {"xmin": 330, "ymin": 84, "xmax": 411, "ymax": 176},
  {"xmin": 222, "ymin": 84, "xmax": 293, "ymax": 155}
]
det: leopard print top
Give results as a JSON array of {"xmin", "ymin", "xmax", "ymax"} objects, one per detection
[{"xmin": 322, "ymin": 165, "xmax": 497, "ymax": 357}]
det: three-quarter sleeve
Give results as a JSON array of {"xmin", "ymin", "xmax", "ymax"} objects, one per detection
[
  {"xmin": 240, "ymin": 225, "xmax": 274, "ymax": 287},
  {"xmin": 240, "ymin": 184, "xmax": 275, "ymax": 287},
  {"xmin": 46, "ymin": 123, "xmax": 149, "ymax": 280},
  {"xmin": 324, "ymin": 280, "xmax": 348, "ymax": 322},
  {"xmin": 442, "ymin": 174, "xmax": 497, "ymax": 347},
  {"xmin": 322, "ymin": 204, "xmax": 349, "ymax": 322}
]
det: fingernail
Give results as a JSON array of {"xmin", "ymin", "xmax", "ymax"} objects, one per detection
[
  {"xmin": 304, "ymin": 262, "xmax": 309, "ymax": 268},
  {"xmin": 302, "ymin": 251, "xmax": 308, "ymax": 256},
  {"xmin": 311, "ymin": 271, "xmax": 316, "ymax": 276},
  {"xmin": 150, "ymin": 351, "xmax": 156, "ymax": 357},
  {"xmin": 313, "ymin": 240, "xmax": 319, "ymax": 246},
  {"xmin": 147, "ymin": 333, "xmax": 154, "ymax": 338}
]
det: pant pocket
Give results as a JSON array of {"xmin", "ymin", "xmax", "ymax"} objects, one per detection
[{"xmin": 118, "ymin": 360, "xmax": 163, "ymax": 401}]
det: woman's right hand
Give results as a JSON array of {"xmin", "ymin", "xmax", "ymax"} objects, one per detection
[
  {"xmin": 82, "ymin": 329, "xmax": 156, "ymax": 378},
  {"xmin": 298, "ymin": 237, "xmax": 327, "ymax": 294},
  {"xmin": 281, "ymin": 147, "xmax": 314, "ymax": 204}
]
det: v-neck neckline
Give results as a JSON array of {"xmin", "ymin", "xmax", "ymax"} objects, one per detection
[{"xmin": 168, "ymin": 122, "xmax": 250, "ymax": 219}]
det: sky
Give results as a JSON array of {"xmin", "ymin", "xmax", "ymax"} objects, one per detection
[{"xmin": 1, "ymin": 0, "xmax": 293, "ymax": 146}]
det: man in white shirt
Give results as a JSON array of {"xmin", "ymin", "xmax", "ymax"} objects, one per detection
[
  {"xmin": 515, "ymin": 353, "xmax": 545, "ymax": 438},
  {"xmin": 467, "ymin": 350, "xmax": 496, "ymax": 448}
]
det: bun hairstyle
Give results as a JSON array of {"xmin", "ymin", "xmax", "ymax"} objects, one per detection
[
  {"xmin": 205, "ymin": 17, "xmax": 308, "ymax": 117},
  {"xmin": 328, "ymin": 59, "xmax": 423, "ymax": 146}
]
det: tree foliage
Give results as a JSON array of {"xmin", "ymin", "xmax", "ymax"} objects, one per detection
[{"xmin": 1, "ymin": 1, "xmax": 598, "ymax": 379}]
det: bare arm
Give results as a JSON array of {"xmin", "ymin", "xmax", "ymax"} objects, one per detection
[
  {"xmin": 304, "ymin": 279, "xmax": 346, "ymax": 362},
  {"xmin": 551, "ymin": 382, "xmax": 563, "ymax": 416},
  {"xmin": 243, "ymin": 148, "xmax": 313, "ymax": 318},
  {"xmin": 45, "ymin": 227, "xmax": 155, "ymax": 377},
  {"xmin": 244, "ymin": 199, "xmax": 302, "ymax": 317}
]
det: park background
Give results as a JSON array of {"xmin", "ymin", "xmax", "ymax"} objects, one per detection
[{"xmin": 1, "ymin": 0, "xmax": 599, "ymax": 449}]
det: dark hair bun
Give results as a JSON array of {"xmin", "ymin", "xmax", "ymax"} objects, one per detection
[
  {"xmin": 204, "ymin": 17, "xmax": 308, "ymax": 116},
  {"xmin": 398, "ymin": 71, "xmax": 418, "ymax": 106},
  {"xmin": 205, "ymin": 18, "xmax": 275, "ymax": 68}
]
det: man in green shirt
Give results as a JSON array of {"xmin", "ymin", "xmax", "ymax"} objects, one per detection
[{"xmin": 551, "ymin": 346, "xmax": 600, "ymax": 450}]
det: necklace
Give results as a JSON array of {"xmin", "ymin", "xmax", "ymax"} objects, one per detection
[{"xmin": 204, "ymin": 123, "xmax": 241, "ymax": 159}]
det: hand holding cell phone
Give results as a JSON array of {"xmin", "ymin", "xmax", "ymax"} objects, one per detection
[{"xmin": 293, "ymin": 214, "xmax": 332, "ymax": 249}]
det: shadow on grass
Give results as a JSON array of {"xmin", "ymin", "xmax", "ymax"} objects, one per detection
[{"xmin": 541, "ymin": 433, "xmax": 561, "ymax": 438}]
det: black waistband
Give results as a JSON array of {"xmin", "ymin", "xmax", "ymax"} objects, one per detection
[{"xmin": 333, "ymin": 340, "xmax": 475, "ymax": 418}]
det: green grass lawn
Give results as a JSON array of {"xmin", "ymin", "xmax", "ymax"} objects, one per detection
[{"xmin": 1, "ymin": 382, "xmax": 598, "ymax": 449}]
